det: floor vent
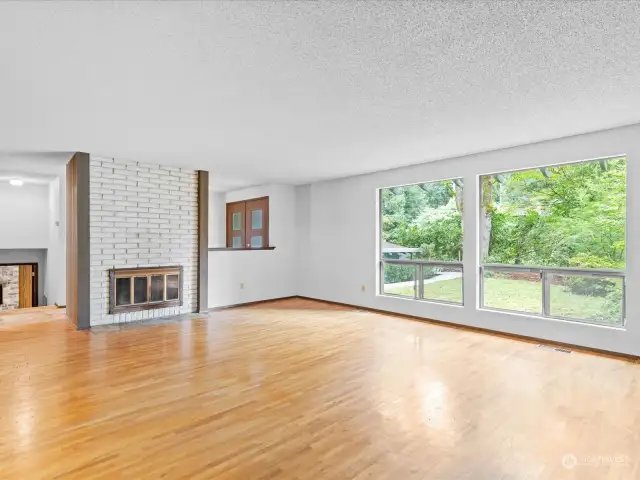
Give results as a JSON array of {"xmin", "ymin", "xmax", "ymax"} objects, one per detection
[
  {"xmin": 538, "ymin": 344, "xmax": 572, "ymax": 354},
  {"xmin": 555, "ymin": 347, "xmax": 572, "ymax": 354}
]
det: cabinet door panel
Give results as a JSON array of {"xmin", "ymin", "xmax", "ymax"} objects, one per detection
[
  {"xmin": 226, "ymin": 202, "xmax": 246, "ymax": 248},
  {"xmin": 244, "ymin": 198, "xmax": 269, "ymax": 248}
]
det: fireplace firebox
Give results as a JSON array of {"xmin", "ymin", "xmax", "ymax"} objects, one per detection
[{"xmin": 109, "ymin": 266, "xmax": 183, "ymax": 314}]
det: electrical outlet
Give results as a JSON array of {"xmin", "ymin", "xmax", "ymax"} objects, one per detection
[
  {"xmin": 240, "ymin": 283, "xmax": 244, "ymax": 290},
  {"xmin": 361, "ymin": 285, "xmax": 366, "ymax": 292}
]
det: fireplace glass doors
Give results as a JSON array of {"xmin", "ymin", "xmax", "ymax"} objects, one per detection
[{"xmin": 109, "ymin": 266, "xmax": 183, "ymax": 314}]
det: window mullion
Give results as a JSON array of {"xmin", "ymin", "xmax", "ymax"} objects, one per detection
[{"xmin": 542, "ymin": 270, "xmax": 550, "ymax": 317}]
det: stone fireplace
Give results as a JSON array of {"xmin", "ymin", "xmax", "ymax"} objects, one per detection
[
  {"xmin": 0, "ymin": 266, "xmax": 19, "ymax": 312},
  {"xmin": 109, "ymin": 266, "xmax": 183, "ymax": 315}
]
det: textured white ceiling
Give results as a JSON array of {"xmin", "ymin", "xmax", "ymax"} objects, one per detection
[{"xmin": 1, "ymin": 1, "xmax": 639, "ymax": 190}]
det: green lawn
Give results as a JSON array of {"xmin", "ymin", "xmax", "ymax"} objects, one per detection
[{"xmin": 384, "ymin": 277, "xmax": 621, "ymax": 324}]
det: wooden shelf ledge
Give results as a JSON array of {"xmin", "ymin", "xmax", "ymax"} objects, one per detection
[{"xmin": 208, "ymin": 247, "xmax": 276, "ymax": 252}]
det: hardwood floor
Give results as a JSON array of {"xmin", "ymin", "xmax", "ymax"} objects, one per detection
[{"xmin": 0, "ymin": 298, "xmax": 638, "ymax": 479}]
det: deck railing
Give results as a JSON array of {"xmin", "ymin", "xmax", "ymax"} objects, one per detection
[
  {"xmin": 480, "ymin": 264, "xmax": 625, "ymax": 326},
  {"xmin": 379, "ymin": 260, "xmax": 625, "ymax": 326},
  {"xmin": 380, "ymin": 259, "xmax": 464, "ymax": 305}
]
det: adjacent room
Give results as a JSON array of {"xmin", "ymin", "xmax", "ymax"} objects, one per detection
[
  {"xmin": 1, "ymin": 1, "xmax": 639, "ymax": 479},
  {"xmin": 0, "ymin": 153, "xmax": 68, "ymax": 320}
]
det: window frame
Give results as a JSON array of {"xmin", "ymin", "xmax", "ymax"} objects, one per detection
[
  {"xmin": 226, "ymin": 196, "xmax": 269, "ymax": 249},
  {"xmin": 478, "ymin": 155, "xmax": 627, "ymax": 327},
  {"xmin": 378, "ymin": 178, "xmax": 464, "ymax": 306}
]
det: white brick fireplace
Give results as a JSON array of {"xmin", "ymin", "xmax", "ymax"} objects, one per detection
[{"xmin": 89, "ymin": 158, "xmax": 199, "ymax": 325}]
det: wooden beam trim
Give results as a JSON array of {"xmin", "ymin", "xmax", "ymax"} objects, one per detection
[
  {"xmin": 76, "ymin": 153, "xmax": 91, "ymax": 330},
  {"xmin": 66, "ymin": 152, "xmax": 91, "ymax": 330},
  {"xmin": 196, "ymin": 171, "xmax": 209, "ymax": 313}
]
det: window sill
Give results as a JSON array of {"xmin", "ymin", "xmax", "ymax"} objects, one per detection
[
  {"xmin": 377, "ymin": 293, "xmax": 464, "ymax": 308},
  {"xmin": 477, "ymin": 306, "xmax": 626, "ymax": 330},
  {"xmin": 208, "ymin": 246, "xmax": 276, "ymax": 252}
]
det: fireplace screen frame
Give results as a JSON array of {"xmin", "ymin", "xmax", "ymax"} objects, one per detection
[{"xmin": 109, "ymin": 266, "xmax": 184, "ymax": 314}]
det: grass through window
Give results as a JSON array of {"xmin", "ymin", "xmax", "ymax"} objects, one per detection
[{"xmin": 384, "ymin": 277, "xmax": 621, "ymax": 325}]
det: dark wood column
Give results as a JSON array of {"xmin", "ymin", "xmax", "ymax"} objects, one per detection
[
  {"xmin": 196, "ymin": 170, "xmax": 209, "ymax": 313},
  {"xmin": 66, "ymin": 152, "xmax": 91, "ymax": 329}
]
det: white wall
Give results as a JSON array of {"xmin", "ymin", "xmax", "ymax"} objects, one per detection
[
  {"xmin": 45, "ymin": 175, "xmax": 66, "ymax": 305},
  {"xmin": 0, "ymin": 153, "xmax": 69, "ymax": 306},
  {"xmin": 0, "ymin": 182, "xmax": 52, "ymax": 305},
  {"xmin": 298, "ymin": 124, "xmax": 640, "ymax": 356},
  {"xmin": 0, "ymin": 183, "xmax": 49, "ymax": 249},
  {"xmin": 294, "ymin": 184, "xmax": 311, "ymax": 291},
  {"xmin": 209, "ymin": 191, "xmax": 226, "ymax": 248},
  {"xmin": 208, "ymin": 184, "xmax": 296, "ymax": 308}
]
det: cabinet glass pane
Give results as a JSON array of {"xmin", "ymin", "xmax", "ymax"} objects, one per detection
[
  {"xmin": 115, "ymin": 278, "xmax": 131, "ymax": 306},
  {"xmin": 133, "ymin": 277, "xmax": 148, "ymax": 304},
  {"xmin": 382, "ymin": 263, "xmax": 416, "ymax": 298},
  {"xmin": 250, "ymin": 236, "xmax": 263, "ymax": 248},
  {"xmin": 232, "ymin": 236, "xmax": 242, "ymax": 248},
  {"xmin": 549, "ymin": 274, "xmax": 623, "ymax": 326},
  {"xmin": 251, "ymin": 209, "xmax": 263, "ymax": 229},
  {"xmin": 166, "ymin": 274, "xmax": 179, "ymax": 300},
  {"xmin": 150, "ymin": 275, "xmax": 164, "ymax": 302},
  {"xmin": 232, "ymin": 212, "xmax": 242, "ymax": 231},
  {"xmin": 482, "ymin": 269, "xmax": 541, "ymax": 314}
]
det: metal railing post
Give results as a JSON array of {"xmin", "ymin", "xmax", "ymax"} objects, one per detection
[
  {"xmin": 622, "ymin": 276, "xmax": 627, "ymax": 325},
  {"xmin": 478, "ymin": 265, "xmax": 484, "ymax": 309},
  {"xmin": 542, "ymin": 270, "xmax": 550, "ymax": 317}
]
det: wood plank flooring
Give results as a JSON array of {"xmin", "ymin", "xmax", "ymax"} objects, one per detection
[{"xmin": 0, "ymin": 298, "xmax": 638, "ymax": 479}]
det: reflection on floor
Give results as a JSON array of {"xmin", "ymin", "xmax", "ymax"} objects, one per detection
[{"xmin": 0, "ymin": 298, "xmax": 638, "ymax": 479}]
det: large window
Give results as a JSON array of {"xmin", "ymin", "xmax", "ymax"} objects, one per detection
[
  {"xmin": 379, "ymin": 179, "xmax": 463, "ymax": 305},
  {"xmin": 479, "ymin": 156, "xmax": 626, "ymax": 325}
]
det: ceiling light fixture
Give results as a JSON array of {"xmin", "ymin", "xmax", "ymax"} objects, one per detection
[{"xmin": 10, "ymin": 179, "xmax": 24, "ymax": 186}]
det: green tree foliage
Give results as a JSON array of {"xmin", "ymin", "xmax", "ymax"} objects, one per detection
[
  {"xmin": 483, "ymin": 158, "xmax": 626, "ymax": 269},
  {"xmin": 381, "ymin": 159, "xmax": 626, "ymax": 300},
  {"xmin": 481, "ymin": 157, "xmax": 626, "ymax": 309},
  {"xmin": 381, "ymin": 181, "xmax": 462, "ymax": 283},
  {"xmin": 388, "ymin": 215, "xmax": 462, "ymax": 261},
  {"xmin": 381, "ymin": 181, "xmax": 462, "ymax": 262}
]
